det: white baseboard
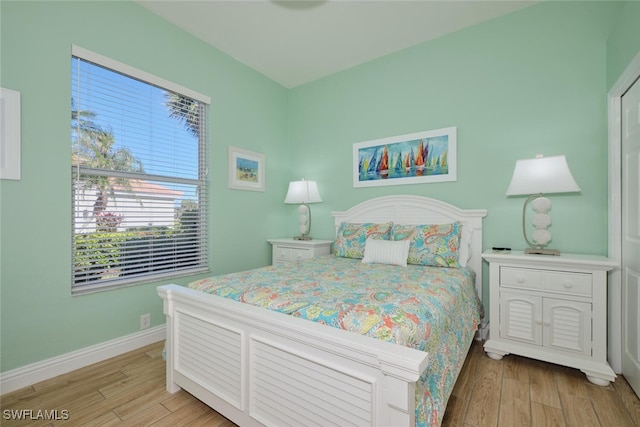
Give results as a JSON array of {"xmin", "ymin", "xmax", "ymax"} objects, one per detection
[{"xmin": 0, "ymin": 325, "xmax": 165, "ymax": 395}]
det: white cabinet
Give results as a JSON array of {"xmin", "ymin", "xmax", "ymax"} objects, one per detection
[
  {"xmin": 482, "ymin": 251, "xmax": 618, "ymax": 386},
  {"xmin": 499, "ymin": 290, "xmax": 591, "ymax": 356},
  {"xmin": 267, "ymin": 238, "xmax": 333, "ymax": 265}
]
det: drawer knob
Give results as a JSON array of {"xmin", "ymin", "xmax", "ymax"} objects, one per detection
[
  {"xmin": 516, "ymin": 276, "xmax": 525, "ymax": 284},
  {"xmin": 562, "ymin": 281, "xmax": 573, "ymax": 289}
]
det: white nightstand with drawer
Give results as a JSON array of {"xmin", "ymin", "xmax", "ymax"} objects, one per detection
[
  {"xmin": 268, "ymin": 238, "xmax": 333, "ymax": 265},
  {"xmin": 482, "ymin": 250, "xmax": 618, "ymax": 386}
]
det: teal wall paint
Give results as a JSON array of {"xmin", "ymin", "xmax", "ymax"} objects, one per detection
[
  {"xmin": 1, "ymin": 0, "xmax": 637, "ymax": 375},
  {"xmin": 0, "ymin": 1, "xmax": 289, "ymax": 372},
  {"xmin": 287, "ymin": 1, "xmax": 626, "ymax": 307},
  {"xmin": 606, "ymin": 0, "xmax": 640, "ymax": 88}
]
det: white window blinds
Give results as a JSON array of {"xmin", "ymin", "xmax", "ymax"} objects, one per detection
[{"xmin": 71, "ymin": 46, "xmax": 209, "ymax": 294}]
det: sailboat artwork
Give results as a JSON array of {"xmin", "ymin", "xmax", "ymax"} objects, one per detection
[{"xmin": 353, "ymin": 127, "xmax": 457, "ymax": 188}]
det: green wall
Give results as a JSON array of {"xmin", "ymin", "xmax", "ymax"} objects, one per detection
[
  {"xmin": 0, "ymin": 1, "xmax": 289, "ymax": 373},
  {"xmin": 607, "ymin": 0, "xmax": 640, "ymax": 88},
  {"xmin": 287, "ymin": 1, "xmax": 630, "ymax": 305},
  {"xmin": 1, "ymin": 0, "xmax": 638, "ymax": 376}
]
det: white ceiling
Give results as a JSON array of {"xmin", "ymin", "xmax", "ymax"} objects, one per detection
[{"xmin": 136, "ymin": 0, "xmax": 536, "ymax": 88}]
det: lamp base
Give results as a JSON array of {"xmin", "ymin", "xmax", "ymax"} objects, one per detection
[
  {"xmin": 525, "ymin": 248, "xmax": 560, "ymax": 256},
  {"xmin": 294, "ymin": 235, "xmax": 312, "ymax": 241}
]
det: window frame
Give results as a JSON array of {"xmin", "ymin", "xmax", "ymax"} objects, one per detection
[{"xmin": 71, "ymin": 45, "xmax": 210, "ymax": 295}]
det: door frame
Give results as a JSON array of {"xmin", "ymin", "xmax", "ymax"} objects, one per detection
[{"xmin": 607, "ymin": 51, "xmax": 640, "ymax": 373}]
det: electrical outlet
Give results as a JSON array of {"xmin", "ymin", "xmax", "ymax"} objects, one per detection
[{"xmin": 140, "ymin": 313, "xmax": 151, "ymax": 330}]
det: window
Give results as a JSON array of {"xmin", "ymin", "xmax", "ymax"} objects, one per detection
[{"xmin": 71, "ymin": 46, "xmax": 209, "ymax": 294}]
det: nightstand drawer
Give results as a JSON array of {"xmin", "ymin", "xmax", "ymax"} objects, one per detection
[
  {"xmin": 273, "ymin": 246, "xmax": 311, "ymax": 262},
  {"xmin": 268, "ymin": 238, "xmax": 333, "ymax": 265},
  {"xmin": 500, "ymin": 267, "xmax": 542, "ymax": 290},
  {"xmin": 544, "ymin": 272, "xmax": 591, "ymax": 296}
]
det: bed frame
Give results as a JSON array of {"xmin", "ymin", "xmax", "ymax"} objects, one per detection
[{"xmin": 158, "ymin": 195, "xmax": 487, "ymax": 426}]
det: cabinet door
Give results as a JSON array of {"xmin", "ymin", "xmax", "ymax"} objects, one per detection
[
  {"xmin": 543, "ymin": 299, "xmax": 591, "ymax": 356},
  {"xmin": 500, "ymin": 291, "xmax": 543, "ymax": 345}
]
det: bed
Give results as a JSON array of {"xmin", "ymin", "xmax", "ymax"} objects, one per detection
[{"xmin": 157, "ymin": 195, "xmax": 487, "ymax": 427}]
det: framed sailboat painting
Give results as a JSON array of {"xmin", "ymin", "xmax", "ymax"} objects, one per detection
[{"xmin": 353, "ymin": 126, "xmax": 457, "ymax": 188}]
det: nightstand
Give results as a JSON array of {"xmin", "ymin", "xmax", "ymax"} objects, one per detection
[
  {"xmin": 482, "ymin": 250, "xmax": 618, "ymax": 386},
  {"xmin": 268, "ymin": 238, "xmax": 333, "ymax": 265}
]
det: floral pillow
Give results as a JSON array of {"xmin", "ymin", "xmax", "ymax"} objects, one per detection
[
  {"xmin": 391, "ymin": 222, "xmax": 462, "ymax": 267},
  {"xmin": 334, "ymin": 222, "xmax": 392, "ymax": 259}
]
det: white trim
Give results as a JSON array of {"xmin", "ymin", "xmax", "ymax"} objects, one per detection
[
  {"xmin": 0, "ymin": 325, "xmax": 165, "ymax": 395},
  {"xmin": 607, "ymin": 50, "xmax": 640, "ymax": 373},
  {"xmin": 0, "ymin": 87, "xmax": 21, "ymax": 180},
  {"xmin": 71, "ymin": 45, "xmax": 211, "ymax": 104}
]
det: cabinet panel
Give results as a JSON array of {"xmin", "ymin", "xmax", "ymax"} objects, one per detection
[
  {"xmin": 500, "ymin": 291, "xmax": 542, "ymax": 345},
  {"xmin": 544, "ymin": 299, "xmax": 591, "ymax": 356}
]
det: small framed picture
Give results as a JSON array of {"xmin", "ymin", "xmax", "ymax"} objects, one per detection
[
  {"xmin": 228, "ymin": 146, "xmax": 265, "ymax": 192},
  {"xmin": 1, "ymin": 87, "xmax": 21, "ymax": 180}
]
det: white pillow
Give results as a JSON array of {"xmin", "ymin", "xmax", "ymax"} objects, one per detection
[
  {"xmin": 458, "ymin": 223, "xmax": 473, "ymax": 268},
  {"xmin": 362, "ymin": 238, "xmax": 410, "ymax": 267}
]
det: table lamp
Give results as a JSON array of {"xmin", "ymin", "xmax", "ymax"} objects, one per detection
[
  {"xmin": 284, "ymin": 179, "xmax": 322, "ymax": 240},
  {"xmin": 506, "ymin": 154, "xmax": 580, "ymax": 255}
]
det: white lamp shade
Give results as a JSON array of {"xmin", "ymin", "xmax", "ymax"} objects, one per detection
[
  {"xmin": 506, "ymin": 155, "xmax": 581, "ymax": 196},
  {"xmin": 284, "ymin": 180, "xmax": 322, "ymax": 204}
]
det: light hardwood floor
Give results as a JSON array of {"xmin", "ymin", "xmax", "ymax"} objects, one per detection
[{"xmin": 1, "ymin": 340, "xmax": 639, "ymax": 426}]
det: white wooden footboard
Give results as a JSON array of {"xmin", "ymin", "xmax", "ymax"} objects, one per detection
[{"xmin": 158, "ymin": 284, "xmax": 429, "ymax": 427}]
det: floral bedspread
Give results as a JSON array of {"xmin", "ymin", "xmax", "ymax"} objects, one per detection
[{"xmin": 188, "ymin": 255, "xmax": 482, "ymax": 426}]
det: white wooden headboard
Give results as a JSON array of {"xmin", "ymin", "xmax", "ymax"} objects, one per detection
[{"xmin": 331, "ymin": 195, "xmax": 487, "ymax": 301}]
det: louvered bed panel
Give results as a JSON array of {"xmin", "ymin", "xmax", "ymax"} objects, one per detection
[
  {"xmin": 174, "ymin": 311, "xmax": 244, "ymax": 409},
  {"xmin": 250, "ymin": 338, "xmax": 374, "ymax": 426},
  {"xmin": 160, "ymin": 284, "xmax": 428, "ymax": 427}
]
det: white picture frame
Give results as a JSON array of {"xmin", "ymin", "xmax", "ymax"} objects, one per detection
[
  {"xmin": 0, "ymin": 87, "xmax": 21, "ymax": 180},
  {"xmin": 353, "ymin": 126, "xmax": 457, "ymax": 188},
  {"xmin": 228, "ymin": 146, "xmax": 265, "ymax": 192}
]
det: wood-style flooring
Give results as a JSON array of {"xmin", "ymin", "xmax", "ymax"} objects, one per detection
[{"xmin": 1, "ymin": 340, "xmax": 639, "ymax": 426}]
